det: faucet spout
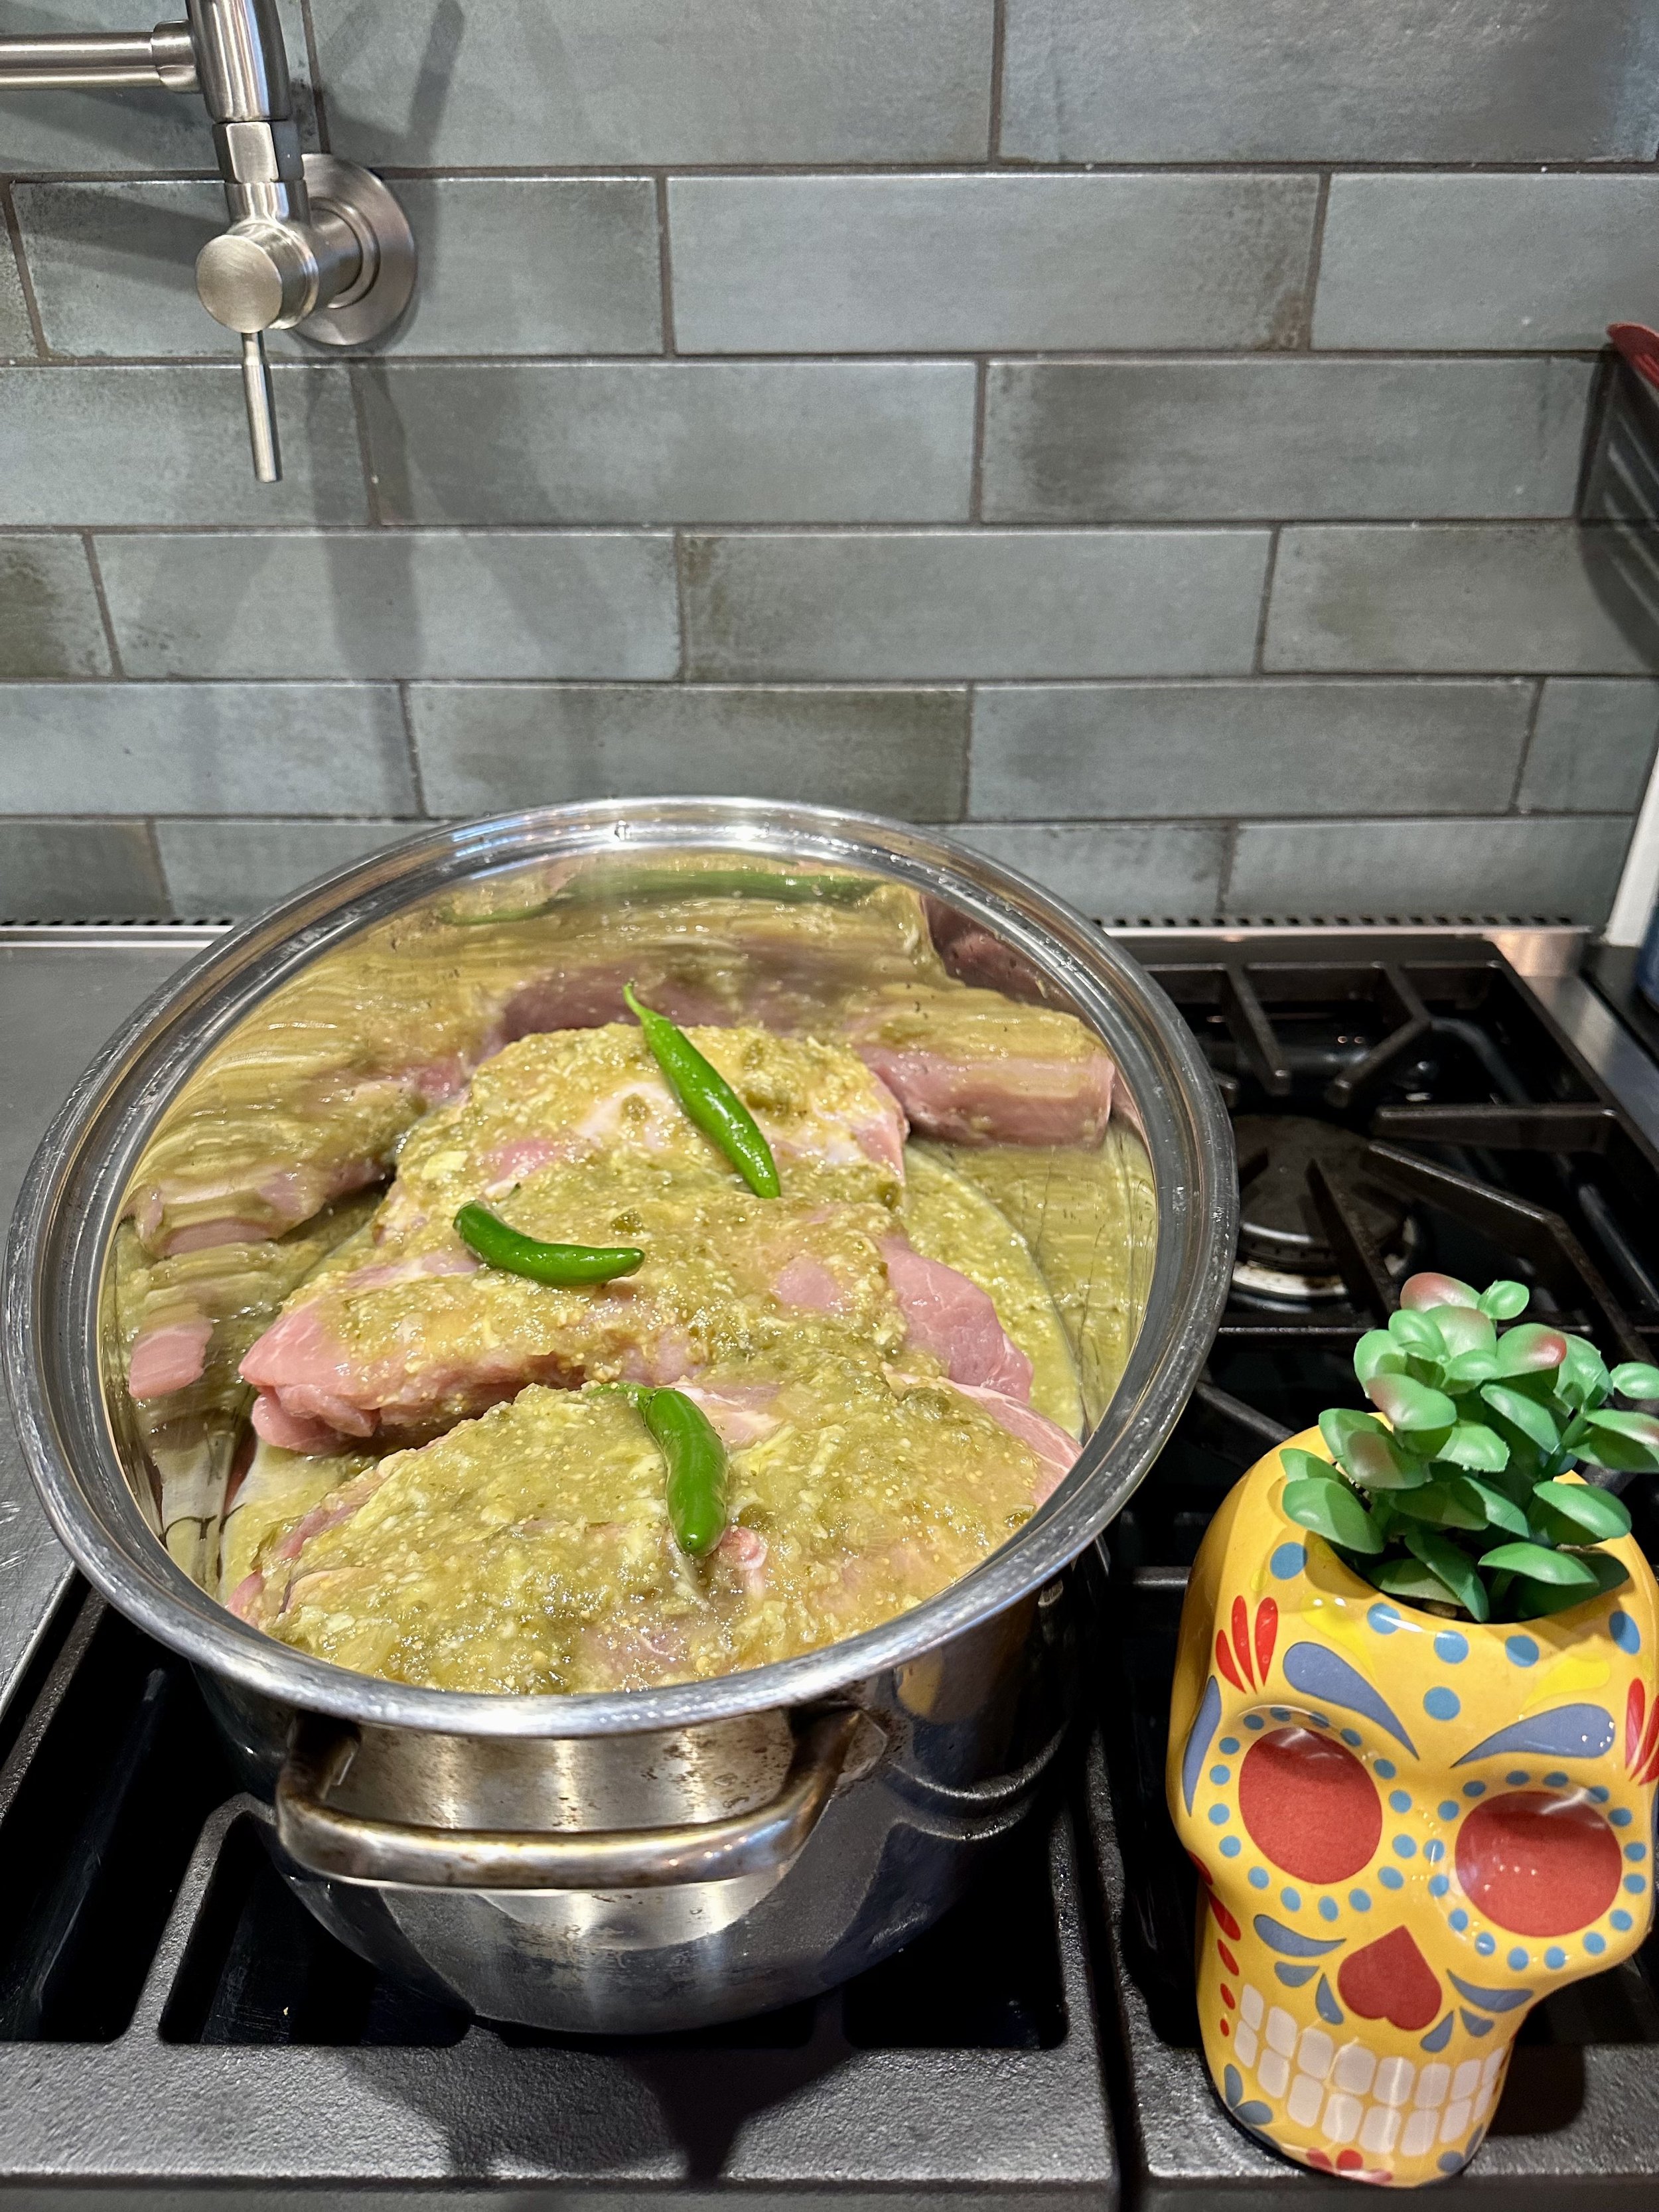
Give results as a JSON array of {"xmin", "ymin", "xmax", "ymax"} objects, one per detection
[
  {"xmin": 0, "ymin": 23, "xmax": 196, "ymax": 91},
  {"xmin": 0, "ymin": 7, "xmax": 415, "ymax": 481}
]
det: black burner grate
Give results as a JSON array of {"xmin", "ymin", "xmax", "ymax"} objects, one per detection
[{"xmin": 0, "ymin": 1592, "xmax": 1116, "ymax": 2206}]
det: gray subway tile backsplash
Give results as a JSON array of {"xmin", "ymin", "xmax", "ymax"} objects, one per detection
[
  {"xmin": 96, "ymin": 532, "xmax": 681, "ymax": 680},
  {"xmin": 5, "ymin": 5, "xmax": 1656, "ymax": 932},
  {"xmin": 13, "ymin": 181, "xmax": 224, "ymax": 359},
  {"xmin": 0, "ymin": 537, "xmax": 110, "ymax": 678},
  {"xmin": 0, "ymin": 684, "xmax": 413, "ymax": 816},
  {"xmin": 1521, "ymin": 679, "xmax": 1659, "ymax": 814},
  {"xmin": 1314, "ymin": 174, "xmax": 1659, "ymax": 351},
  {"xmin": 410, "ymin": 684, "xmax": 969, "ymax": 820},
  {"xmin": 970, "ymin": 680, "xmax": 1533, "ymax": 819},
  {"xmin": 954, "ymin": 820, "xmax": 1230, "ymax": 922},
  {"xmin": 0, "ymin": 366, "xmax": 368, "ymax": 528},
  {"xmin": 155, "ymin": 818, "xmax": 420, "ymax": 916},
  {"xmin": 980, "ymin": 358, "xmax": 1595, "ymax": 524},
  {"xmin": 371, "ymin": 181, "xmax": 664, "ymax": 357},
  {"xmin": 15, "ymin": 177, "xmax": 664, "ymax": 362},
  {"xmin": 669, "ymin": 175, "xmax": 1321, "ymax": 353},
  {"xmin": 682, "ymin": 530, "xmax": 1271, "ymax": 679},
  {"xmin": 0, "ymin": 818, "xmax": 166, "ymax": 919},
  {"xmin": 358, "ymin": 362, "xmax": 976, "ymax": 525},
  {"xmin": 1001, "ymin": 0, "xmax": 1659, "ymax": 164},
  {"xmin": 1265, "ymin": 526, "xmax": 1659, "ymax": 676},
  {"xmin": 309, "ymin": 0, "xmax": 995, "ymax": 167},
  {"xmin": 1228, "ymin": 814, "xmax": 1636, "ymax": 925}
]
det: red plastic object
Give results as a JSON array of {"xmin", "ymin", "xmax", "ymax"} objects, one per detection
[{"xmin": 1609, "ymin": 323, "xmax": 1659, "ymax": 390}]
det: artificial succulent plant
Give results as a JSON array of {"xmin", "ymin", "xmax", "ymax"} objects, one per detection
[{"xmin": 1282, "ymin": 1270, "xmax": 1659, "ymax": 1624}]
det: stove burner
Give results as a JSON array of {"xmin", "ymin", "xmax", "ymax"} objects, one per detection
[{"xmin": 1232, "ymin": 1115, "xmax": 1419, "ymax": 1305}]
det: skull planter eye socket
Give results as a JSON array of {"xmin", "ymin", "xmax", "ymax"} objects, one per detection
[{"xmin": 1167, "ymin": 1432, "xmax": 1659, "ymax": 2189}]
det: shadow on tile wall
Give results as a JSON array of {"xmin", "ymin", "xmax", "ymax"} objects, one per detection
[{"xmin": 3, "ymin": 0, "xmax": 1659, "ymax": 922}]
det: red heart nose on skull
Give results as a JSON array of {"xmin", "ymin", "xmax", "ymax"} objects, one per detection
[{"xmin": 1336, "ymin": 1925, "xmax": 1443, "ymax": 2032}]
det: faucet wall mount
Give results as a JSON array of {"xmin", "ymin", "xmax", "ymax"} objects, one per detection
[{"xmin": 0, "ymin": 1, "xmax": 415, "ymax": 481}]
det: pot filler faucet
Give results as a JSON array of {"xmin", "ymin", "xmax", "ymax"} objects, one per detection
[{"xmin": 0, "ymin": 0, "xmax": 415, "ymax": 480}]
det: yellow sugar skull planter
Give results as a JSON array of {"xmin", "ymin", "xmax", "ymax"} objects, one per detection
[{"xmin": 1169, "ymin": 1437, "xmax": 1659, "ymax": 2185}]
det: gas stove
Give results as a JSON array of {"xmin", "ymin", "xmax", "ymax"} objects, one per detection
[{"xmin": 6, "ymin": 919, "xmax": 1659, "ymax": 2205}]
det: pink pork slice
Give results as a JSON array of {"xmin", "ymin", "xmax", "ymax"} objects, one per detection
[
  {"xmin": 242, "ymin": 1219, "xmax": 1028, "ymax": 1451},
  {"xmin": 843, "ymin": 984, "xmax": 1114, "ymax": 1148},
  {"xmin": 127, "ymin": 1315, "xmax": 216, "ymax": 1400},
  {"xmin": 880, "ymin": 1240, "xmax": 1034, "ymax": 1399}
]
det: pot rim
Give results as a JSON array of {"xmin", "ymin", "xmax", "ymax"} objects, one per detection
[{"xmin": 5, "ymin": 797, "xmax": 1236, "ymax": 1738}]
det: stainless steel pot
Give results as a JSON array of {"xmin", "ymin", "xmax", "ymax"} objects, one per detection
[{"xmin": 5, "ymin": 800, "xmax": 1235, "ymax": 2033}]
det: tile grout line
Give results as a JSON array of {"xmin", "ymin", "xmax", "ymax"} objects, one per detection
[
  {"xmin": 0, "ymin": 345, "xmax": 1620, "ymax": 368},
  {"xmin": 345, "ymin": 361, "xmax": 384, "ymax": 525},
  {"xmin": 655, "ymin": 176, "xmax": 677, "ymax": 354},
  {"xmin": 1297, "ymin": 173, "xmax": 1332, "ymax": 350},
  {"xmin": 0, "ymin": 674, "xmax": 1621, "ymax": 692},
  {"xmin": 1508, "ymin": 677, "xmax": 1547, "ymax": 812},
  {"xmin": 397, "ymin": 680, "xmax": 428, "ymax": 815},
  {"xmin": 0, "ymin": 519, "xmax": 1611, "ymax": 538},
  {"xmin": 80, "ymin": 532, "xmax": 127, "ymax": 680},
  {"xmin": 15, "ymin": 159, "xmax": 1659, "ymax": 181},
  {"xmin": 140, "ymin": 813, "xmax": 175, "ymax": 916},
  {"xmin": 1, "ymin": 183, "xmax": 49, "ymax": 360},
  {"xmin": 672, "ymin": 532, "xmax": 691, "ymax": 681},
  {"xmin": 1, "ymin": 808, "xmax": 1632, "ymax": 827},
  {"xmin": 1250, "ymin": 526, "xmax": 1281, "ymax": 674},
  {"xmin": 968, "ymin": 359, "xmax": 989, "ymax": 520},
  {"xmin": 962, "ymin": 679, "xmax": 978, "ymax": 818},
  {"xmin": 987, "ymin": 0, "xmax": 1007, "ymax": 162},
  {"xmin": 1216, "ymin": 820, "xmax": 1240, "ymax": 917},
  {"xmin": 296, "ymin": 0, "xmax": 331, "ymax": 155}
]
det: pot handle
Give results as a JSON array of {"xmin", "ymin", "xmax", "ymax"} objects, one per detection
[{"xmin": 274, "ymin": 1707, "xmax": 864, "ymax": 1890}]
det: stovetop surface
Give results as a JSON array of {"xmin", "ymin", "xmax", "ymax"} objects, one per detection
[{"xmin": 8, "ymin": 921, "xmax": 1659, "ymax": 2205}]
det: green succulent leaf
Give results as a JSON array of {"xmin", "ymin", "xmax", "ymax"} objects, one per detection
[
  {"xmin": 1558, "ymin": 1335, "xmax": 1611, "ymax": 1412},
  {"xmin": 1575, "ymin": 1409, "xmax": 1659, "ymax": 1474},
  {"xmin": 1433, "ymin": 1305, "xmax": 1498, "ymax": 1360},
  {"xmin": 1435, "ymin": 1420, "xmax": 1510, "ymax": 1474},
  {"xmin": 1611, "ymin": 1361, "xmax": 1659, "ymax": 1403},
  {"xmin": 1478, "ymin": 1280, "xmax": 1530, "ymax": 1321},
  {"xmin": 1371, "ymin": 1554, "xmax": 1463, "ymax": 1610},
  {"xmin": 1402, "ymin": 1272, "xmax": 1480, "ymax": 1311},
  {"xmin": 1491, "ymin": 1323, "xmax": 1569, "ymax": 1377},
  {"xmin": 1402, "ymin": 1528, "xmax": 1492, "ymax": 1622},
  {"xmin": 1283, "ymin": 1475, "xmax": 1385, "ymax": 1556},
  {"xmin": 1279, "ymin": 1446, "xmax": 1338, "ymax": 1485},
  {"xmin": 1477, "ymin": 1540, "xmax": 1599, "ymax": 1588},
  {"xmin": 1391, "ymin": 1479, "xmax": 1489, "ymax": 1531},
  {"xmin": 1461, "ymin": 1477, "xmax": 1532, "ymax": 1538},
  {"xmin": 1354, "ymin": 1329, "xmax": 1410, "ymax": 1385},
  {"xmin": 1388, "ymin": 1308, "xmax": 1447, "ymax": 1357},
  {"xmin": 1532, "ymin": 1479, "xmax": 1633, "ymax": 1544},
  {"xmin": 1366, "ymin": 1372, "xmax": 1458, "ymax": 1434},
  {"xmin": 1342, "ymin": 1426, "xmax": 1432, "ymax": 1491},
  {"xmin": 1443, "ymin": 1347, "xmax": 1502, "ymax": 1387},
  {"xmin": 1321, "ymin": 1408, "xmax": 1388, "ymax": 1459},
  {"xmin": 1480, "ymin": 1382, "xmax": 1561, "ymax": 1454},
  {"xmin": 1512, "ymin": 1550, "xmax": 1630, "ymax": 1617}
]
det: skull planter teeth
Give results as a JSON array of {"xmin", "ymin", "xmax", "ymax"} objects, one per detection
[{"xmin": 1167, "ymin": 1274, "xmax": 1659, "ymax": 2187}]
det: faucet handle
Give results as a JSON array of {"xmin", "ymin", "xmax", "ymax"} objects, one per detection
[
  {"xmin": 239, "ymin": 330, "xmax": 280, "ymax": 483},
  {"xmin": 195, "ymin": 158, "xmax": 415, "ymax": 483}
]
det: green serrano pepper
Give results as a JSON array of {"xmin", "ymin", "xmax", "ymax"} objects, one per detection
[
  {"xmin": 638, "ymin": 1386, "xmax": 729, "ymax": 1556},
  {"xmin": 624, "ymin": 982, "xmax": 780, "ymax": 1198},
  {"xmin": 453, "ymin": 1202, "xmax": 643, "ymax": 1284}
]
